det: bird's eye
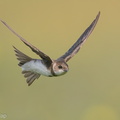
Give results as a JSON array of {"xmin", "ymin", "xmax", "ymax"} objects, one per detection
[{"xmin": 58, "ymin": 65, "xmax": 62, "ymax": 69}]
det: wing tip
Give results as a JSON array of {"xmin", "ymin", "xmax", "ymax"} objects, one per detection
[
  {"xmin": 96, "ymin": 11, "xmax": 101, "ymax": 20},
  {"xmin": 0, "ymin": 19, "xmax": 5, "ymax": 24}
]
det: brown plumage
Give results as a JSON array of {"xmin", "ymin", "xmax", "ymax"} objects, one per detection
[
  {"xmin": 13, "ymin": 46, "xmax": 32, "ymax": 66},
  {"xmin": 0, "ymin": 12, "xmax": 100, "ymax": 86}
]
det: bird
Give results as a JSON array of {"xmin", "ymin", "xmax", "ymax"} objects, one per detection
[{"xmin": 0, "ymin": 12, "xmax": 100, "ymax": 86}]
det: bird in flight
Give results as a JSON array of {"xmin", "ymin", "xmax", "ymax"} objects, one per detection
[{"xmin": 0, "ymin": 12, "xmax": 100, "ymax": 86}]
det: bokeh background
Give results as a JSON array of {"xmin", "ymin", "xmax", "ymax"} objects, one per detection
[{"xmin": 0, "ymin": 0, "xmax": 120, "ymax": 120}]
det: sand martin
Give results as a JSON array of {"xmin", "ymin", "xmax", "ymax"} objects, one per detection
[{"xmin": 0, "ymin": 12, "xmax": 100, "ymax": 86}]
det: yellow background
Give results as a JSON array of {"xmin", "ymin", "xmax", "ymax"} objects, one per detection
[{"xmin": 0, "ymin": 0, "xmax": 120, "ymax": 120}]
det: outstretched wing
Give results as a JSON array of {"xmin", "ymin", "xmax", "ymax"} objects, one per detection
[
  {"xmin": 0, "ymin": 19, "xmax": 53, "ymax": 67},
  {"xmin": 58, "ymin": 12, "xmax": 100, "ymax": 62}
]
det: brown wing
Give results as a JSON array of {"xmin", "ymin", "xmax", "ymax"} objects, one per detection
[
  {"xmin": 58, "ymin": 12, "xmax": 100, "ymax": 62},
  {"xmin": 0, "ymin": 19, "xmax": 53, "ymax": 67},
  {"xmin": 13, "ymin": 46, "xmax": 33, "ymax": 66}
]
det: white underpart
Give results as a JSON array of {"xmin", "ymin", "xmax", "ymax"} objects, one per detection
[
  {"xmin": 21, "ymin": 60, "xmax": 52, "ymax": 76},
  {"xmin": 54, "ymin": 69, "xmax": 66, "ymax": 76}
]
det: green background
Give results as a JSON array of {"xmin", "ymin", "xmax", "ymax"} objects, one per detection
[{"xmin": 0, "ymin": 0, "xmax": 120, "ymax": 120}]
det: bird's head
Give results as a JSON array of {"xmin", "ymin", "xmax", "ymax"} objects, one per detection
[{"xmin": 52, "ymin": 60, "xmax": 69, "ymax": 76}]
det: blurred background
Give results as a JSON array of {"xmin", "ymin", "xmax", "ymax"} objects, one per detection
[{"xmin": 0, "ymin": 0, "xmax": 120, "ymax": 120}]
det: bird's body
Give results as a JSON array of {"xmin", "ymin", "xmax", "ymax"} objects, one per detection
[
  {"xmin": 22, "ymin": 59, "xmax": 52, "ymax": 77},
  {"xmin": 13, "ymin": 46, "xmax": 69, "ymax": 85},
  {"xmin": 21, "ymin": 59, "xmax": 68, "ymax": 77},
  {"xmin": 0, "ymin": 12, "xmax": 100, "ymax": 86}
]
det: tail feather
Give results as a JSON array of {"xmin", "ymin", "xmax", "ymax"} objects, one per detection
[
  {"xmin": 22, "ymin": 71, "xmax": 41, "ymax": 86},
  {"xmin": 13, "ymin": 46, "xmax": 32, "ymax": 66},
  {"xmin": 13, "ymin": 46, "xmax": 41, "ymax": 86}
]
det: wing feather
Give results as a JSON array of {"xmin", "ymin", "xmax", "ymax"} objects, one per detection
[
  {"xmin": 58, "ymin": 12, "xmax": 100, "ymax": 62},
  {"xmin": 0, "ymin": 19, "xmax": 53, "ymax": 67}
]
